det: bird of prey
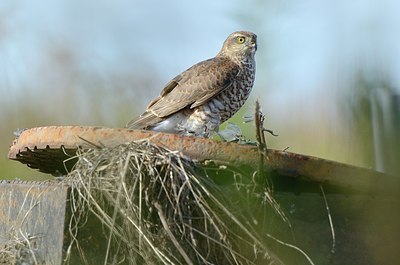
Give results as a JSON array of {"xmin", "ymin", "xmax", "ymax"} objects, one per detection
[{"xmin": 127, "ymin": 31, "xmax": 257, "ymax": 138}]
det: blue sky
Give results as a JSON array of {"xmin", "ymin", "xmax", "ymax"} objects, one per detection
[{"xmin": 1, "ymin": 0, "xmax": 399, "ymax": 101}]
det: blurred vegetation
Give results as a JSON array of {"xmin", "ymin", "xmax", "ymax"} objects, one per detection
[
  {"xmin": 339, "ymin": 70, "xmax": 400, "ymax": 176},
  {"xmin": 0, "ymin": 44, "xmax": 162, "ymax": 180},
  {"xmin": 1, "ymin": 0, "xmax": 399, "ymax": 180},
  {"xmin": 2, "ymin": 51, "xmax": 400, "ymax": 180}
]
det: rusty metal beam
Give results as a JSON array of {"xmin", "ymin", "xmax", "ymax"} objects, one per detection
[{"xmin": 8, "ymin": 126, "xmax": 400, "ymax": 194}]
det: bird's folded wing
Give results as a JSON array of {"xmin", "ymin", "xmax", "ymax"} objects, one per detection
[{"xmin": 148, "ymin": 57, "xmax": 239, "ymax": 118}]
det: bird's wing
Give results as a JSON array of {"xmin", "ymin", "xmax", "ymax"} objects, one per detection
[{"xmin": 148, "ymin": 56, "xmax": 239, "ymax": 118}]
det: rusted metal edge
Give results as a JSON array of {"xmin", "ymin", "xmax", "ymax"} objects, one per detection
[
  {"xmin": 0, "ymin": 179, "xmax": 63, "ymax": 186},
  {"xmin": 8, "ymin": 126, "xmax": 400, "ymax": 194}
]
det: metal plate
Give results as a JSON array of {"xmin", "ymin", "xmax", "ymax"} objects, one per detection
[
  {"xmin": 0, "ymin": 180, "xmax": 68, "ymax": 264},
  {"xmin": 8, "ymin": 126, "xmax": 400, "ymax": 194}
]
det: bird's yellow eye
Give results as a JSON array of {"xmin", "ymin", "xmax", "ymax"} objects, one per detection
[{"xmin": 236, "ymin": 36, "xmax": 246, "ymax": 44}]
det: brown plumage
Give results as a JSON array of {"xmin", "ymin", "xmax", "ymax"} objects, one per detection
[{"xmin": 127, "ymin": 31, "xmax": 257, "ymax": 138}]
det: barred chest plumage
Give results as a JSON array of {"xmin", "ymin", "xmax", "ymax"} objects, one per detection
[
  {"xmin": 181, "ymin": 57, "xmax": 256, "ymax": 137},
  {"xmin": 211, "ymin": 57, "xmax": 256, "ymax": 123}
]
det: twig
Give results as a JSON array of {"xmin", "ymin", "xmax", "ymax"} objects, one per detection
[
  {"xmin": 254, "ymin": 100, "xmax": 267, "ymax": 191},
  {"xmin": 265, "ymin": 233, "xmax": 315, "ymax": 265},
  {"xmin": 320, "ymin": 185, "xmax": 336, "ymax": 254},
  {"xmin": 282, "ymin": 147, "xmax": 290, "ymax": 152},
  {"xmin": 154, "ymin": 202, "xmax": 194, "ymax": 265},
  {"xmin": 264, "ymin": 128, "xmax": 278, "ymax": 137},
  {"xmin": 254, "ymin": 100, "xmax": 291, "ymax": 226},
  {"xmin": 254, "ymin": 99, "xmax": 267, "ymax": 155},
  {"xmin": 78, "ymin": 136, "xmax": 104, "ymax": 149}
]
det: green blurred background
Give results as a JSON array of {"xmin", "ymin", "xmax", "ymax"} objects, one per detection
[{"xmin": 1, "ymin": 0, "xmax": 399, "ymax": 180}]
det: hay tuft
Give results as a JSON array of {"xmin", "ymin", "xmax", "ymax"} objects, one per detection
[
  {"xmin": 63, "ymin": 139, "xmax": 284, "ymax": 265},
  {"xmin": 0, "ymin": 233, "xmax": 43, "ymax": 265}
]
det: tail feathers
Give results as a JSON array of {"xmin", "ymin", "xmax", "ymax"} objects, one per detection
[{"xmin": 126, "ymin": 111, "xmax": 162, "ymax": 129}]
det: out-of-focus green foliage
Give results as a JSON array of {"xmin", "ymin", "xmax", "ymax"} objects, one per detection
[
  {"xmin": 0, "ymin": 55, "xmax": 162, "ymax": 180},
  {"xmin": 339, "ymin": 71, "xmax": 400, "ymax": 176}
]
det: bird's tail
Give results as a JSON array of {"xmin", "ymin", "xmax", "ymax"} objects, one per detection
[{"xmin": 126, "ymin": 111, "xmax": 162, "ymax": 129}]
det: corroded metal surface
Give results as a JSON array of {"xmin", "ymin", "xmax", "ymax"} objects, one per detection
[{"xmin": 8, "ymin": 126, "xmax": 400, "ymax": 194}]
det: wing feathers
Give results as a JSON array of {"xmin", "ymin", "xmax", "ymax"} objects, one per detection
[
  {"xmin": 127, "ymin": 56, "xmax": 239, "ymax": 129},
  {"xmin": 149, "ymin": 57, "xmax": 238, "ymax": 117}
]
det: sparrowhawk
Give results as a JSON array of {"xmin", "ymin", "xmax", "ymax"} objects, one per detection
[{"xmin": 127, "ymin": 31, "xmax": 257, "ymax": 138}]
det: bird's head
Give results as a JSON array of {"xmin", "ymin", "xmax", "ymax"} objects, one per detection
[{"xmin": 218, "ymin": 31, "xmax": 257, "ymax": 60}]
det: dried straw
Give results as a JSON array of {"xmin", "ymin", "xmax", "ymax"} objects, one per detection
[{"xmin": 63, "ymin": 138, "xmax": 285, "ymax": 265}]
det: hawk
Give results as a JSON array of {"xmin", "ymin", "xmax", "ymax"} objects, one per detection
[{"xmin": 127, "ymin": 31, "xmax": 257, "ymax": 138}]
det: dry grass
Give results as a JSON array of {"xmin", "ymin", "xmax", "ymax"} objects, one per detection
[
  {"xmin": 62, "ymin": 138, "xmax": 286, "ymax": 265},
  {"xmin": 0, "ymin": 230, "xmax": 43, "ymax": 265}
]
